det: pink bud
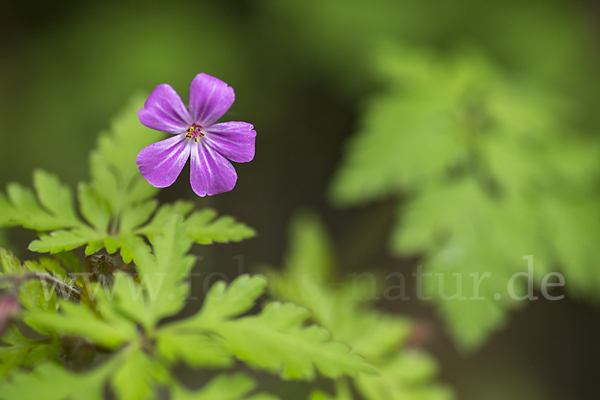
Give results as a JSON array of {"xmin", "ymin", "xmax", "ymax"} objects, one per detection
[{"xmin": 0, "ymin": 296, "xmax": 21, "ymax": 337}]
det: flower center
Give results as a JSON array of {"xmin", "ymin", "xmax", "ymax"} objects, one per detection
[{"xmin": 185, "ymin": 124, "xmax": 205, "ymax": 142}]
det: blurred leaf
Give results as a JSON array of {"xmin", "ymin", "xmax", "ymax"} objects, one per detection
[
  {"xmin": 216, "ymin": 302, "xmax": 375, "ymax": 380},
  {"xmin": 0, "ymin": 249, "xmax": 58, "ymax": 331},
  {"xmin": 331, "ymin": 44, "xmax": 600, "ymax": 349},
  {"xmin": 111, "ymin": 349, "xmax": 168, "ymax": 400},
  {"xmin": 356, "ymin": 351, "xmax": 454, "ymax": 400},
  {"xmin": 25, "ymin": 300, "xmax": 137, "ymax": 349},
  {"xmin": 172, "ymin": 373, "xmax": 257, "ymax": 400},
  {"xmin": 265, "ymin": 213, "xmax": 412, "ymax": 361},
  {"xmin": 0, "ymin": 361, "xmax": 111, "ymax": 400},
  {"xmin": 52, "ymin": 251, "xmax": 83, "ymax": 273},
  {"xmin": 186, "ymin": 275, "xmax": 268, "ymax": 327},
  {"xmin": 156, "ymin": 332, "xmax": 233, "ymax": 368},
  {"xmin": 164, "ymin": 274, "xmax": 371, "ymax": 380},
  {"xmin": 265, "ymin": 212, "xmax": 452, "ymax": 398},
  {"xmin": 0, "ymin": 325, "xmax": 59, "ymax": 377}
]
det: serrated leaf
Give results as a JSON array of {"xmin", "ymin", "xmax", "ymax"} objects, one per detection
[
  {"xmin": 114, "ymin": 232, "xmax": 151, "ymax": 264},
  {"xmin": 77, "ymin": 182, "xmax": 111, "ymax": 234},
  {"xmin": 0, "ymin": 247, "xmax": 22, "ymax": 275},
  {"xmin": 52, "ymin": 251, "xmax": 83, "ymax": 273},
  {"xmin": 391, "ymin": 178, "xmax": 537, "ymax": 349},
  {"xmin": 0, "ymin": 325, "xmax": 59, "ymax": 377},
  {"xmin": 185, "ymin": 209, "xmax": 256, "ymax": 244},
  {"xmin": 32, "ymin": 169, "xmax": 80, "ymax": 226},
  {"xmin": 156, "ymin": 332, "xmax": 233, "ymax": 368},
  {"xmin": 246, "ymin": 395, "xmax": 280, "ymax": 400},
  {"xmin": 330, "ymin": 44, "xmax": 600, "ymax": 349},
  {"xmin": 0, "ymin": 249, "xmax": 58, "ymax": 327},
  {"xmin": 173, "ymin": 275, "xmax": 268, "ymax": 330},
  {"xmin": 1, "ymin": 169, "xmax": 81, "ymax": 231},
  {"xmin": 265, "ymin": 213, "xmax": 412, "ymax": 361},
  {"xmin": 139, "ymin": 205, "xmax": 255, "ymax": 246},
  {"xmin": 172, "ymin": 373, "xmax": 277, "ymax": 400},
  {"xmin": 355, "ymin": 352, "xmax": 454, "ymax": 400},
  {"xmin": 36, "ymin": 257, "xmax": 69, "ymax": 277},
  {"xmin": 286, "ymin": 211, "xmax": 334, "ymax": 283},
  {"xmin": 216, "ymin": 302, "xmax": 375, "ymax": 380},
  {"xmin": 111, "ymin": 349, "xmax": 168, "ymax": 400},
  {"xmin": 28, "ymin": 227, "xmax": 103, "ymax": 254},
  {"xmin": 0, "ymin": 361, "xmax": 111, "ymax": 400},
  {"xmin": 131, "ymin": 214, "xmax": 195, "ymax": 324},
  {"xmin": 4, "ymin": 183, "xmax": 76, "ymax": 231},
  {"xmin": 88, "ymin": 96, "xmax": 161, "ymax": 232},
  {"xmin": 24, "ymin": 300, "xmax": 137, "ymax": 349},
  {"xmin": 136, "ymin": 201, "xmax": 194, "ymax": 243},
  {"xmin": 91, "ymin": 95, "xmax": 162, "ymax": 211},
  {"xmin": 119, "ymin": 199, "xmax": 158, "ymax": 233},
  {"xmin": 0, "ymin": 193, "xmax": 14, "ymax": 226},
  {"xmin": 89, "ymin": 151, "xmax": 118, "ymax": 215}
]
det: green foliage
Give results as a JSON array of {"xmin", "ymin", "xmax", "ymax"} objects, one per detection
[
  {"xmin": 164, "ymin": 274, "xmax": 373, "ymax": 381},
  {"xmin": 0, "ymin": 361, "xmax": 112, "ymax": 400},
  {"xmin": 355, "ymin": 352, "xmax": 453, "ymax": 400},
  {"xmin": 25, "ymin": 299, "xmax": 138, "ymax": 349},
  {"xmin": 1, "ymin": 248, "xmax": 58, "ymax": 316},
  {"xmin": 0, "ymin": 325, "xmax": 59, "ymax": 377},
  {"xmin": 0, "ymin": 67, "xmax": 446, "ymax": 400},
  {"xmin": 0, "ymin": 98, "xmax": 296, "ymax": 399},
  {"xmin": 0, "ymin": 110, "xmax": 375, "ymax": 398},
  {"xmin": 264, "ymin": 212, "xmax": 453, "ymax": 400},
  {"xmin": 330, "ymin": 43, "xmax": 600, "ymax": 350},
  {"xmin": 0, "ymin": 97, "xmax": 255, "ymax": 261},
  {"xmin": 214, "ymin": 302, "xmax": 374, "ymax": 380},
  {"xmin": 172, "ymin": 373, "xmax": 278, "ymax": 400},
  {"xmin": 2, "ymin": 257, "xmax": 364, "ymax": 399},
  {"xmin": 261, "ymin": 0, "xmax": 600, "ymax": 106}
]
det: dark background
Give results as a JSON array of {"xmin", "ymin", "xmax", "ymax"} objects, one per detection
[{"xmin": 1, "ymin": 1, "xmax": 600, "ymax": 398}]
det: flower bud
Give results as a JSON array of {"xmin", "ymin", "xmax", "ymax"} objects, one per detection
[{"xmin": 0, "ymin": 296, "xmax": 21, "ymax": 337}]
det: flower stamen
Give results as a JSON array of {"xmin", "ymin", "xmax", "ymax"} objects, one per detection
[{"xmin": 185, "ymin": 124, "xmax": 205, "ymax": 142}]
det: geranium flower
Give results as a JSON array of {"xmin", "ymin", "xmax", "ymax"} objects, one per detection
[{"xmin": 136, "ymin": 73, "xmax": 256, "ymax": 197}]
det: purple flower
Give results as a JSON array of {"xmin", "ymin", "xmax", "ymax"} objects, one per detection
[{"xmin": 137, "ymin": 73, "xmax": 256, "ymax": 197}]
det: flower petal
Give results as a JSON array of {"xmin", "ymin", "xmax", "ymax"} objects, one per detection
[
  {"xmin": 138, "ymin": 84, "xmax": 192, "ymax": 134},
  {"xmin": 190, "ymin": 142, "xmax": 237, "ymax": 197},
  {"xmin": 188, "ymin": 73, "xmax": 235, "ymax": 126},
  {"xmin": 136, "ymin": 135, "xmax": 191, "ymax": 187},
  {"xmin": 204, "ymin": 122, "xmax": 257, "ymax": 163}
]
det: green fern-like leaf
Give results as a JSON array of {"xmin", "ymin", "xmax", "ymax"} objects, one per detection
[
  {"xmin": 216, "ymin": 301, "xmax": 375, "ymax": 380},
  {"xmin": 0, "ymin": 361, "xmax": 112, "ymax": 400},
  {"xmin": 264, "ymin": 212, "xmax": 453, "ymax": 399},
  {"xmin": 171, "ymin": 373, "xmax": 279, "ymax": 400},
  {"xmin": 0, "ymin": 325, "xmax": 59, "ymax": 377},
  {"xmin": 163, "ymin": 274, "xmax": 372, "ymax": 380},
  {"xmin": 330, "ymin": 43, "xmax": 600, "ymax": 350},
  {"xmin": 1, "ymin": 97, "xmax": 255, "ymax": 259},
  {"xmin": 0, "ymin": 249, "xmax": 58, "ymax": 317},
  {"xmin": 25, "ymin": 300, "xmax": 137, "ymax": 349},
  {"xmin": 355, "ymin": 351, "xmax": 454, "ymax": 400},
  {"xmin": 111, "ymin": 349, "xmax": 169, "ymax": 400}
]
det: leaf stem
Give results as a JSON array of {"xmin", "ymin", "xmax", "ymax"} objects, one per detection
[{"xmin": 0, "ymin": 273, "xmax": 81, "ymax": 301}]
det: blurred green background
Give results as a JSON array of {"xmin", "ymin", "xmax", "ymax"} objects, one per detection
[{"xmin": 2, "ymin": 0, "xmax": 600, "ymax": 399}]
